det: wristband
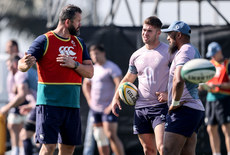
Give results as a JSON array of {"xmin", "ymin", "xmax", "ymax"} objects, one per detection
[
  {"xmin": 74, "ymin": 61, "xmax": 80, "ymax": 69},
  {"xmin": 172, "ymin": 100, "xmax": 180, "ymax": 106}
]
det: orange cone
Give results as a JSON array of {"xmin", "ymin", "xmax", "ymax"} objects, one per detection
[{"xmin": 0, "ymin": 114, "xmax": 6, "ymax": 155}]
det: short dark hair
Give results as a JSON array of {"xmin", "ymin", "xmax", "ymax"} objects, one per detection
[
  {"xmin": 89, "ymin": 44, "xmax": 105, "ymax": 53},
  {"xmin": 9, "ymin": 40, "xmax": 18, "ymax": 48},
  {"xmin": 59, "ymin": 4, "xmax": 82, "ymax": 23},
  {"xmin": 144, "ymin": 16, "xmax": 162, "ymax": 29}
]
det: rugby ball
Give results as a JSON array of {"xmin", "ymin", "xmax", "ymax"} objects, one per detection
[
  {"xmin": 181, "ymin": 58, "xmax": 216, "ymax": 84},
  {"xmin": 118, "ymin": 82, "xmax": 138, "ymax": 106}
]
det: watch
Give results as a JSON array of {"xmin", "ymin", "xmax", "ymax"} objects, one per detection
[{"xmin": 74, "ymin": 61, "xmax": 80, "ymax": 69}]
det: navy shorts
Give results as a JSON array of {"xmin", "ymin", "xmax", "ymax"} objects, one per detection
[
  {"xmin": 24, "ymin": 108, "xmax": 36, "ymax": 132},
  {"xmin": 35, "ymin": 105, "xmax": 82, "ymax": 145},
  {"xmin": 133, "ymin": 104, "xmax": 168, "ymax": 134},
  {"xmin": 28, "ymin": 108, "xmax": 36, "ymax": 122},
  {"xmin": 91, "ymin": 109, "xmax": 118, "ymax": 123},
  {"xmin": 165, "ymin": 106, "xmax": 204, "ymax": 137},
  {"xmin": 205, "ymin": 96, "xmax": 230, "ymax": 125}
]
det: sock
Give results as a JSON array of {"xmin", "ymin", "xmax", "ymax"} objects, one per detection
[
  {"xmin": 23, "ymin": 138, "xmax": 33, "ymax": 155},
  {"xmin": 11, "ymin": 146, "xmax": 19, "ymax": 155},
  {"xmin": 228, "ymin": 152, "xmax": 230, "ymax": 155},
  {"xmin": 213, "ymin": 153, "xmax": 221, "ymax": 155},
  {"xmin": 19, "ymin": 147, "xmax": 25, "ymax": 155}
]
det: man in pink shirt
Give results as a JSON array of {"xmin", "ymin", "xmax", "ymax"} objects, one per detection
[
  {"xmin": 111, "ymin": 16, "xmax": 174, "ymax": 155},
  {"xmin": 83, "ymin": 44, "xmax": 124, "ymax": 155}
]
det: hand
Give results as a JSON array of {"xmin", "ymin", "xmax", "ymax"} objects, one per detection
[
  {"xmin": 156, "ymin": 92, "xmax": 168, "ymax": 103},
  {"xmin": 24, "ymin": 52, "xmax": 36, "ymax": 65},
  {"xmin": 104, "ymin": 105, "xmax": 112, "ymax": 115},
  {"xmin": 56, "ymin": 54, "xmax": 75, "ymax": 69},
  {"xmin": 19, "ymin": 104, "xmax": 33, "ymax": 115},
  {"xmin": 18, "ymin": 52, "xmax": 36, "ymax": 72},
  {"xmin": 111, "ymin": 98, "xmax": 122, "ymax": 117}
]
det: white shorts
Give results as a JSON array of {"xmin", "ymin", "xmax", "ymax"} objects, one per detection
[{"xmin": 7, "ymin": 113, "xmax": 26, "ymax": 124}]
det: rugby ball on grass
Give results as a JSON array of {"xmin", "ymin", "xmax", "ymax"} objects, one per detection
[
  {"xmin": 118, "ymin": 82, "xmax": 138, "ymax": 106},
  {"xmin": 181, "ymin": 58, "xmax": 216, "ymax": 84}
]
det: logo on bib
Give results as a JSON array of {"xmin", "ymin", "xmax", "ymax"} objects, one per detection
[{"xmin": 59, "ymin": 46, "xmax": 76, "ymax": 56}]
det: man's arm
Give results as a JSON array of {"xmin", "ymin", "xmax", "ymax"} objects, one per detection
[
  {"xmin": 56, "ymin": 54, "xmax": 94, "ymax": 78},
  {"xmin": 82, "ymin": 78, "xmax": 92, "ymax": 107},
  {"xmin": 111, "ymin": 72, "xmax": 137, "ymax": 117},
  {"xmin": 104, "ymin": 75, "xmax": 122, "ymax": 114},
  {"xmin": 207, "ymin": 62, "xmax": 230, "ymax": 90},
  {"xmin": 0, "ymin": 83, "xmax": 29, "ymax": 115},
  {"xmin": 170, "ymin": 65, "xmax": 185, "ymax": 111},
  {"xmin": 18, "ymin": 35, "xmax": 46, "ymax": 72},
  {"xmin": 113, "ymin": 76, "xmax": 123, "ymax": 91},
  {"xmin": 74, "ymin": 60, "xmax": 94, "ymax": 78}
]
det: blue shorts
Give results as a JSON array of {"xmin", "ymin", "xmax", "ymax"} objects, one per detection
[
  {"xmin": 91, "ymin": 109, "xmax": 118, "ymax": 123},
  {"xmin": 35, "ymin": 105, "xmax": 82, "ymax": 145},
  {"xmin": 133, "ymin": 104, "xmax": 168, "ymax": 134},
  {"xmin": 165, "ymin": 106, "xmax": 204, "ymax": 137}
]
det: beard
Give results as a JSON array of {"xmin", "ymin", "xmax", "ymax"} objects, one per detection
[
  {"xmin": 168, "ymin": 41, "xmax": 178, "ymax": 54},
  {"xmin": 68, "ymin": 24, "xmax": 80, "ymax": 36}
]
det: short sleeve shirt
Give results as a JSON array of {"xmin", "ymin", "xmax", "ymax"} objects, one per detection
[
  {"xmin": 129, "ymin": 42, "xmax": 174, "ymax": 109},
  {"xmin": 90, "ymin": 60, "xmax": 122, "ymax": 112},
  {"xmin": 168, "ymin": 43, "xmax": 205, "ymax": 111}
]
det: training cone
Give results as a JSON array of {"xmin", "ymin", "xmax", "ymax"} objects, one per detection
[{"xmin": 0, "ymin": 114, "xmax": 6, "ymax": 155}]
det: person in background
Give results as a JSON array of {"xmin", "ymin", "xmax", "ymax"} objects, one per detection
[
  {"xmin": 19, "ymin": 65, "xmax": 38, "ymax": 155},
  {"xmin": 82, "ymin": 110, "xmax": 96, "ymax": 155},
  {"xmin": 82, "ymin": 44, "xmax": 124, "ymax": 155},
  {"xmin": 201, "ymin": 42, "xmax": 230, "ymax": 155},
  {"xmin": 111, "ymin": 16, "xmax": 174, "ymax": 155},
  {"xmin": 5, "ymin": 40, "xmax": 20, "ymax": 56},
  {"xmin": 0, "ymin": 55, "xmax": 36, "ymax": 155},
  {"xmin": 5, "ymin": 39, "xmax": 39, "ymax": 155},
  {"xmin": 18, "ymin": 4, "xmax": 93, "ymax": 155},
  {"xmin": 161, "ymin": 21, "xmax": 205, "ymax": 155}
]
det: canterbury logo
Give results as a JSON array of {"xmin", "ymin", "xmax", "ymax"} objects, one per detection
[{"xmin": 59, "ymin": 46, "xmax": 76, "ymax": 56}]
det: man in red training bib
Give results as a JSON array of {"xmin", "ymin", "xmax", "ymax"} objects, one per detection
[
  {"xmin": 203, "ymin": 42, "xmax": 230, "ymax": 155},
  {"xmin": 18, "ymin": 5, "xmax": 94, "ymax": 155}
]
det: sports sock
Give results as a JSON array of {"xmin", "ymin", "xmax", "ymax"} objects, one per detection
[
  {"xmin": 23, "ymin": 138, "xmax": 33, "ymax": 155},
  {"xmin": 19, "ymin": 147, "xmax": 25, "ymax": 155},
  {"xmin": 11, "ymin": 146, "xmax": 19, "ymax": 155},
  {"xmin": 213, "ymin": 153, "xmax": 221, "ymax": 155}
]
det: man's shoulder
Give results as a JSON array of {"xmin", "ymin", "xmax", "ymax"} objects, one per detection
[
  {"xmin": 34, "ymin": 34, "xmax": 47, "ymax": 43},
  {"xmin": 132, "ymin": 46, "xmax": 146, "ymax": 55},
  {"xmin": 73, "ymin": 36, "xmax": 85, "ymax": 44}
]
